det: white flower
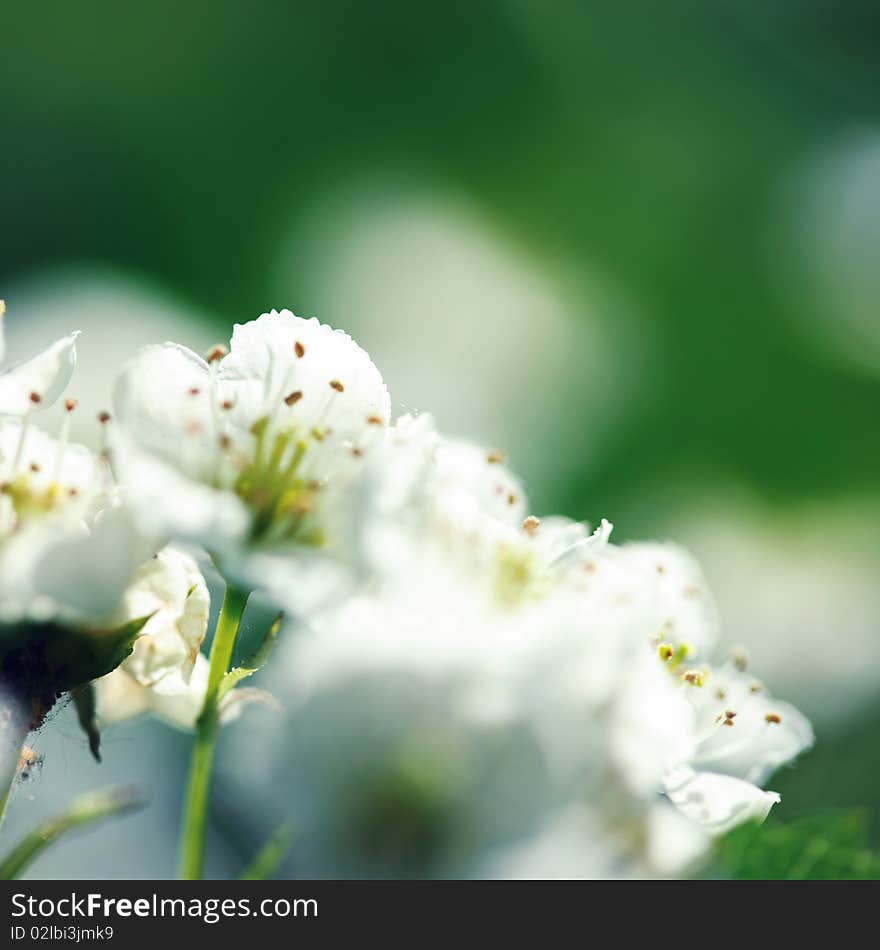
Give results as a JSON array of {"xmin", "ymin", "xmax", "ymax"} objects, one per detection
[
  {"xmin": 0, "ymin": 304, "xmax": 79, "ymax": 416},
  {"xmin": 0, "ymin": 415, "xmax": 144, "ymax": 625},
  {"xmin": 94, "ymin": 546, "xmax": 217, "ymax": 731},
  {"xmin": 112, "ymin": 310, "xmax": 390, "ymax": 607}
]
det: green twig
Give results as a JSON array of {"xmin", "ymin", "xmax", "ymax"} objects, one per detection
[
  {"xmin": 178, "ymin": 584, "xmax": 250, "ymax": 880},
  {"xmin": 239, "ymin": 821, "xmax": 295, "ymax": 880},
  {"xmin": 0, "ymin": 786, "xmax": 146, "ymax": 880}
]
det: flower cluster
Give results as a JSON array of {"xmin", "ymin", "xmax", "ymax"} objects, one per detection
[{"xmin": 0, "ymin": 302, "xmax": 812, "ymax": 878}]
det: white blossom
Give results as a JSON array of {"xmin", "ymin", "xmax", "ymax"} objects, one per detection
[
  {"xmin": 93, "ymin": 545, "xmax": 243, "ymax": 732},
  {"xmin": 112, "ymin": 310, "xmax": 390, "ymax": 609},
  {"xmin": 0, "ymin": 303, "xmax": 79, "ymax": 417}
]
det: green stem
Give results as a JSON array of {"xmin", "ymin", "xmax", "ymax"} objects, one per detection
[
  {"xmin": 0, "ymin": 786, "xmax": 145, "ymax": 880},
  {"xmin": 178, "ymin": 584, "xmax": 250, "ymax": 880}
]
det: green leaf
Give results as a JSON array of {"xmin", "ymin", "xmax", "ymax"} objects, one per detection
[
  {"xmin": 238, "ymin": 821, "xmax": 295, "ymax": 880},
  {"xmin": 72, "ymin": 683, "xmax": 101, "ymax": 763},
  {"xmin": 717, "ymin": 811, "xmax": 880, "ymax": 880},
  {"xmin": 219, "ymin": 612, "xmax": 283, "ymax": 701},
  {"xmin": 0, "ymin": 785, "xmax": 147, "ymax": 880}
]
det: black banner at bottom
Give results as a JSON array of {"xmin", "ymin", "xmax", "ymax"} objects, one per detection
[{"xmin": 0, "ymin": 880, "xmax": 867, "ymax": 941}]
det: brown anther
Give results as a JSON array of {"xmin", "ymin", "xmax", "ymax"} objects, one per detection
[
  {"xmin": 487, "ymin": 449, "xmax": 506, "ymax": 464},
  {"xmin": 655, "ymin": 563, "xmax": 666, "ymax": 574},
  {"xmin": 64, "ymin": 398, "xmax": 78, "ymax": 413},
  {"xmin": 366, "ymin": 414, "xmax": 384, "ymax": 426},
  {"xmin": 507, "ymin": 492, "xmax": 516, "ymax": 506},
  {"xmin": 29, "ymin": 463, "xmax": 40, "ymax": 473},
  {"xmin": 350, "ymin": 446, "xmax": 364, "ymax": 458},
  {"xmin": 221, "ymin": 400, "xmax": 235, "ymax": 411},
  {"xmin": 218, "ymin": 435, "xmax": 232, "ymax": 450},
  {"xmin": 765, "ymin": 712, "xmax": 782, "ymax": 725},
  {"xmin": 188, "ymin": 386, "xmax": 201, "ymax": 397},
  {"xmin": 722, "ymin": 718, "xmax": 736, "ymax": 727},
  {"xmin": 67, "ymin": 487, "xmax": 79, "ymax": 497},
  {"xmin": 329, "ymin": 379, "xmax": 344, "ymax": 393},
  {"xmin": 205, "ymin": 344, "xmax": 228, "ymax": 364},
  {"xmin": 294, "ymin": 341, "xmax": 306, "ymax": 358},
  {"xmin": 725, "ymin": 709, "xmax": 737, "ymax": 720},
  {"xmin": 28, "ymin": 392, "xmax": 41, "ymax": 405},
  {"xmin": 522, "ymin": 516, "xmax": 540, "ymax": 536},
  {"xmin": 733, "ymin": 650, "xmax": 748, "ymax": 672},
  {"xmin": 284, "ymin": 390, "xmax": 303, "ymax": 406},
  {"xmin": 716, "ymin": 689, "xmax": 727, "ymax": 700},
  {"xmin": 98, "ymin": 411, "xmax": 111, "ymax": 424}
]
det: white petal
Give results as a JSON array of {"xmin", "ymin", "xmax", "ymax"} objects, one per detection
[
  {"xmin": 622, "ymin": 542, "xmax": 722, "ymax": 653},
  {"xmin": 113, "ymin": 342, "xmax": 218, "ymax": 478},
  {"xmin": 120, "ymin": 546, "xmax": 210, "ymax": 686},
  {"xmin": 145, "ymin": 654, "xmax": 210, "ymax": 730},
  {"xmin": 688, "ymin": 667, "xmax": 814, "ymax": 785},
  {"xmin": 0, "ymin": 332, "xmax": 79, "ymax": 415},
  {"xmin": 645, "ymin": 803, "xmax": 711, "ymax": 874},
  {"xmin": 112, "ymin": 431, "xmax": 250, "ymax": 547},
  {"xmin": 94, "ymin": 668, "xmax": 151, "ymax": 725},
  {"xmin": 664, "ymin": 766, "xmax": 781, "ymax": 835},
  {"xmin": 33, "ymin": 507, "xmax": 149, "ymax": 623}
]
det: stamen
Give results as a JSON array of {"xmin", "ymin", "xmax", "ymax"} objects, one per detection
[
  {"xmin": 366, "ymin": 414, "xmax": 384, "ymax": 426},
  {"xmin": 64, "ymin": 399, "xmax": 78, "ymax": 413},
  {"xmin": 487, "ymin": 450, "xmax": 506, "ymax": 464},
  {"xmin": 188, "ymin": 387, "xmax": 201, "ymax": 397},
  {"xmin": 683, "ymin": 669, "xmax": 706, "ymax": 686},
  {"xmin": 521, "ymin": 515, "xmax": 540, "ymax": 536},
  {"xmin": 294, "ymin": 341, "xmax": 306, "ymax": 358},
  {"xmin": 98, "ymin": 411, "xmax": 112, "ymax": 425},
  {"xmin": 29, "ymin": 462, "xmax": 40, "ymax": 473},
  {"xmin": 655, "ymin": 563, "xmax": 666, "ymax": 574},
  {"xmin": 329, "ymin": 380, "xmax": 344, "ymax": 393},
  {"xmin": 284, "ymin": 390, "xmax": 303, "ymax": 406},
  {"xmin": 658, "ymin": 642, "xmax": 675, "ymax": 662},
  {"xmin": 749, "ymin": 681, "xmax": 762, "ymax": 694},
  {"xmin": 28, "ymin": 392, "xmax": 41, "ymax": 405},
  {"xmin": 507, "ymin": 491, "xmax": 516, "ymax": 506},
  {"xmin": 733, "ymin": 650, "xmax": 748, "ymax": 672},
  {"xmin": 221, "ymin": 400, "xmax": 235, "ymax": 411},
  {"xmin": 205, "ymin": 344, "xmax": 228, "ymax": 364},
  {"xmin": 765, "ymin": 712, "xmax": 782, "ymax": 725}
]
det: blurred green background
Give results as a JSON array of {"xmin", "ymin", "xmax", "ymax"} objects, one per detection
[{"xmin": 1, "ymin": 2, "xmax": 879, "ymax": 875}]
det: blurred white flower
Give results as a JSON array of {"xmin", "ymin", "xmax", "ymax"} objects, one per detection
[
  {"xmin": 112, "ymin": 309, "xmax": 390, "ymax": 609},
  {"xmin": 0, "ymin": 301, "xmax": 79, "ymax": 417},
  {"xmin": 231, "ymin": 478, "xmax": 812, "ymax": 878}
]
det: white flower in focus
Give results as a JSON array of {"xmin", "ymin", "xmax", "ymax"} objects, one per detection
[
  {"xmin": 112, "ymin": 310, "xmax": 390, "ymax": 608},
  {"xmin": 655, "ymin": 659, "xmax": 814, "ymax": 840},
  {"xmin": 0, "ymin": 303, "xmax": 79, "ymax": 416}
]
